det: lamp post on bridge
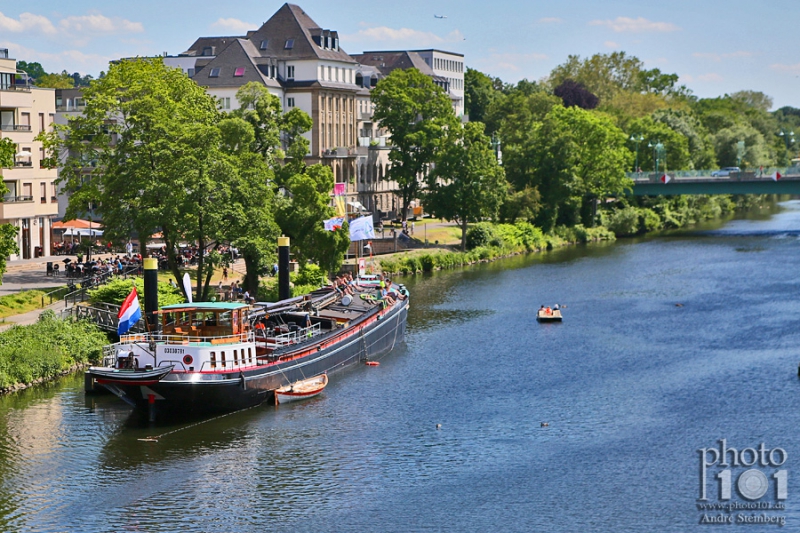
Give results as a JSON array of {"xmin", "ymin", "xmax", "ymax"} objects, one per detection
[
  {"xmin": 779, "ymin": 129, "xmax": 795, "ymax": 163},
  {"xmin": 648, "ymin": 140, "xmax": 665, "ymax": 175},
  {"xmin": 736, "ymin": 140, "xmax": 745, "ymax": 173},
  {"xmin": 630, "ymin": 134, "xmax": 644, "ymax": 174}
]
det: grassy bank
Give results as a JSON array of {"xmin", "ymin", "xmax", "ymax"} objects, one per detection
[
  {"xmin": 0, "ymin": 310, "xmax": 109, "ymax": 391},
  {"xmin": 379, "ymin": 222, "xmax": 615, "ymax": 275}
]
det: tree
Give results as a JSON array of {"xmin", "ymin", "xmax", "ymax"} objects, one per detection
[
  {"xmin": 36, "ymin": 71, "xmax": 75, "ymax": 89},
  {"xmin": 553, "ymin": 79, "xmax": 599, "ymax": 110},
  {"xmin": 464, "ymin": 68, "xmax": 502, "ymax": 124},
  {"xmin": 233, "ymin": 82, "xmax": 350, "ymax": 276},
  {"xmin": 713, "ymin": 124, "xmax": 771, "ymax": 168},
  {"xmin": 41, "ymin": 58, "xmax": 229, "ymax": 301},
  {"xmin": 652, "ymin": 109, "xmax": 716, "ymax": 169},
  {"xmin": 0, "ymin": 138, "xmax": 20, "ymax": 280},
  {"xmin": 626, "ymin": 116, "xmax": 691, "ymax": 172},
  {"xmin": 425, "ymin": 122, "xmax": 508, "ymax": 250},
  {"xmin": 507, "ymin": 105, "xmax": 632, "ymax": 231},
  {"xmin": 372, "ymin": 68, "xmax": 457, "ymax": 221},
  {"xmin": 16, "ymin": 61, "xmax": 46, "ymax": 81}
]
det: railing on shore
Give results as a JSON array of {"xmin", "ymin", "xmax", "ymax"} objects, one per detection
[{"xmin": 60, "ymin": 303, "xmax": 147, "ymax": 333}]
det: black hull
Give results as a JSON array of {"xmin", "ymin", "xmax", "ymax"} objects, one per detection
[{"xmin": 94, "ymin": 300, "xmax": 408, "ymax": 418}]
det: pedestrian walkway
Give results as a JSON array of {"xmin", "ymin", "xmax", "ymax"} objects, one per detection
[{"xmin": 0, "ymin": 298, "xmax": 68, "ymax": 332}]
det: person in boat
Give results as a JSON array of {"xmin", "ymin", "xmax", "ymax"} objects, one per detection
[
  {"xmin": 554, "ymin": 304, "xmax": 560, "ymax": 311},
  {"xmin": 545, "ymin": 306, "xmax": 552, "ymax": 315}
]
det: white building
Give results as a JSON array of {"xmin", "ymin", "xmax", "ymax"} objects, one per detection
[{"xmin": 0, "ymin": 49, "xmax": 59, "ymax": 259}]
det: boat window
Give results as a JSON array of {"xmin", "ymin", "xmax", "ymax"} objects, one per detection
[
  {"xmin": 248, "ymin": 347, "xmax": 253, "ymax": 364},
  {"xmin": 233, "ymin": 349, "xmax": 238, "ymax": 365},
  {"xmin": 218, "ymin": 311, "xmax": 232, "ymax": 326},
  {"xmin": 204, "ymin": 312, "xmax": 217, "ymax": 326},
  {"xmin": 221, "ymin": 351, "xmax": 226, "ymax": 368},
  {"xmin": 210, "ymin": 351, "xmax": 216, "ymax": 369}
]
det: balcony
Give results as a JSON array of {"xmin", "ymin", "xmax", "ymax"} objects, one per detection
[
  {"xmin": 359, "ymin": 111, "xmax": 374, "ymax": 121},
  {"xmin": 0, "ymin": 87, "xmax": 33, "ymax": 108},
  {"xmin": 14, "ymin": 160, "xmax": 33, "ymax": 168},
  {"xmin": 0, "ymin": 124, "xmax": 31, "ymax": 132},
  {"xmin": 0, "ymin": 195, "xmax": 35, "ymax": 220},
  {"xmin": 322, "ymin": 147, "xmax": 355, "ymax": 158}
]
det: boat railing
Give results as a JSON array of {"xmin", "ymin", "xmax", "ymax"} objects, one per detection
[
  {"xmin": 119, "ymin": 331, "xmax": 255, "ymax": 345},
  {"xmin": 268, "ymin": 323, "xmax": 322, "ymax": 346}
]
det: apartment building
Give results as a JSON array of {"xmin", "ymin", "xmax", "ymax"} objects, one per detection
[
  {"xmin": 0, "ymin": 49, "xmax": 58, "ymax": 259},
  {"xmin": 159, "ymin": 3, "xmax": 465, "ymax": 222}
]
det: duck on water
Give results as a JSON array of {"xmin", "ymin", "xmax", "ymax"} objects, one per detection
[{"xmin": 87, "ymin": 276, "xmax": 409, "ymax": 421}]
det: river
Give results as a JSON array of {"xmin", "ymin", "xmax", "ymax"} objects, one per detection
[{"xmin": 1, "ymin": 202, "xmax": 800, "ymax": 532}]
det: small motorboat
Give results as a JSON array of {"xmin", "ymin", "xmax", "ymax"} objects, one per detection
[
  {"xmin": 275, "ymin": 374, "xmax": 328, "ymax": 404},
  {"xmin": 536, "ymin": 307, "xmax": 563, "ymax": 323}
]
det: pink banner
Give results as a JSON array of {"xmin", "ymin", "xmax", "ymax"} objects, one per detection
[{"xmin": 333, "ymin": 183, "xmax": 345, "ymax": 196}]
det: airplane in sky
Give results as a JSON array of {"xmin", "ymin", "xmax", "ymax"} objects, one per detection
[{"xmin": 434, "ymin": 14, "xmax": 447, "ymax": 19}]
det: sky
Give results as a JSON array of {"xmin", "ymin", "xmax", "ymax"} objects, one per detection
[{"xmin": 2, "ymin": 0, "xmax": 799, "ymax": 109}]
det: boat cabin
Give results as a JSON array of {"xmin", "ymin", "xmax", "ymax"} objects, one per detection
[{"xmin": 158, "ymin": 302, "xmax": 251, "ymax": 342}]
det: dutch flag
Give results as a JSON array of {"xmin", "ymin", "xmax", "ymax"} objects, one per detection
[{"xmin": 117, "ymin": 287, "xmax": 142, "ymax": 335}]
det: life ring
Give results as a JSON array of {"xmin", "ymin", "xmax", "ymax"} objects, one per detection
[{"xmin": 183, "ymin": 355, "xmax": 194, "ymax": 365}]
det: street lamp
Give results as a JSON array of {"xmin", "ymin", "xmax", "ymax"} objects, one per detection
[
  {"xmin": 736, "ymin": 140, "xmax": 746, "ymax": 171},
  {"xmin": 779, "ymin": 129, "xmax": 795, "ymax": 149},
  {"xmin": 491, "ymin": 133, "xmax": 502, "ymax": 165},
  {"xmin": 648, "ymin": 140, "xmax": 665, "ymax": 174},
  {"xmin": 630, "ymin": 134, "xmax": 644, "ymax": 173}
]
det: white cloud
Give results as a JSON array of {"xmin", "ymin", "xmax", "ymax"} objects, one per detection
[
  {"xmin": 697, "ymin": 73, "xmax": 723, "ymax": 82},
  {"xmin": 1, "ymin": 41, "xmax": 112, "ymax": 73},
  {"xmin": 60, "ymin": 14, "xmax": 143, "ymax": 34},
  {"xmin": 474, "ymin": 52, "xmax": 548, "ymax": 73},
  {"xmin": 538, "ymin": 17, "xmax": 562, "ymax": 24},
  {"xmin": 604, "ymin": 41, "xmax": 619, "ymax": 49},
  {"xmin": 343, "ymin": 26, "xmax": 464, "ymax": 46},
  {"xmin": 589, "ymin": 17, "xmax": 679, "ymax": 33},
  {"xmin": 210, "ymin": 18, "xmax": 255, "ymax": 33},
  {"xmin": 0, "ymin": 11, "xmax": 58, "ymax": 35},
  {"xmin": 770, "ymin": 62, "xmax": 800, "ymax": 74},
  {"xmin": 693, "ymin": 51, "xmax": 754, "ymax": 62}
]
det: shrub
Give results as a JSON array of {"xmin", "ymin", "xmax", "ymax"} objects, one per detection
[
  {"xmin": 605, "ymin": 207, "xmax": 640, "ymax": 236},
  {"xmin": 640, "ymin": 208, "xmax": 662, "ymax": 233},
  {"xmin": 89, "ymin": 277, "xmax": 185, "ymax": 307},
  {"xmin": 0, "ymin": 310, "xmax": 109, "ymax": 389},
  {"xmin": 294, "ymin": 264, "xmax": 327, "ymax": 286},
  {"xmin": 465, "ymin": 223, "xmax": 496, "ymax": 250}
]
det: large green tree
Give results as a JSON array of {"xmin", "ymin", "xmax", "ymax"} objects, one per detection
[
  {"xmin": 232, "ymin": 83, "xmax": 349, "ymax": 276},
  {"xmin": 626, "ymin": 116, "xmax": 691, "ymax": 173},
  {"xmin": 41, "ymin": 58, "xmax": 231, "ymax": 301},
  {"xmin": 506, "ymin": 105, "xmax": 632, "ymax": 231},
  {"xmin": 425, "ymin": 122, "xmax": 508, "ymax": 250},
  {"xmin": 372, "ymin": 68, "xmax": 457, "ymax": 221}
]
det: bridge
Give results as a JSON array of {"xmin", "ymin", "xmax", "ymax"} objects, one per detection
[{"xmin": 629, "ymin": 168, "xmax": 800, "ymax": 196}]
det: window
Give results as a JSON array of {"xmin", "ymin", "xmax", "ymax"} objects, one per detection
[
  {"xmin": 38, "ymin": 113, "xmax": 45, "ymax": 133},
  {"xmin": 234, "ymin": 67, "xmax": 245, "ymax": 77},
  {"xmin": 40, "ymin": 183, "xmax": 46, "ymax": 204},
  {"xmin": 287, "ymin": 97, "xmax": 295, "ymax": 108},
  {"xmin": 51, "ymin": 183, "xmax": 57, "ymax": 203},
  {"xmin": 202, "ymin": 47, "xmax": 213, "ymax": 56},
  {"xmin": 260, "ymin": 39, "xmax": 269, "ymax": 50},
  {"xmin": 221, "ymin": 351, "xmax": 227, "ymax": 368},
  {"xmin": 287, "ymin": 65, "xmax": 295, "ymax": 79},
  {"xmin": 284, "ymin": 39, "xmax": 294, "ymax": 49},
  {"xmin": 219, "ymin": 97, "xmax": 230, "ymax": 110},
  {"xmin": 187, "ymin": 68, "xmax": 195, "ymax": 77},
  {"xmin": 210, "ymin": 351, "xmax": 216, "ymax": 369},
  {"xmin": 209, "ymin": 68, "xmax": 220, "ymax": 78}
]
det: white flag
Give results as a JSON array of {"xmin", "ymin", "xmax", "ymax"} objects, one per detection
[
  {"xmin": 349, "ymin": 216, "xmax": 375, "ymax": 241},
  {"xmin": 182, "ymin": 273, "xmax": 193, "ymax": 303}
]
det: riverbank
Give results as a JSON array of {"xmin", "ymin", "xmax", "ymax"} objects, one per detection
[{"xmin": 378, "ymin": 222, "xmax": 615, "ymax": 275}]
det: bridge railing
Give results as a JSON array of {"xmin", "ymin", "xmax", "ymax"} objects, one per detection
[{"xmin": 628, "ymin": 167, "xmax": 800, "ymax": 181}]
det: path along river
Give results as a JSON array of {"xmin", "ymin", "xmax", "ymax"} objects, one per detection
[{"xmin": 2, "ymin": 202, "xmax": 800, "ymax": 532}]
